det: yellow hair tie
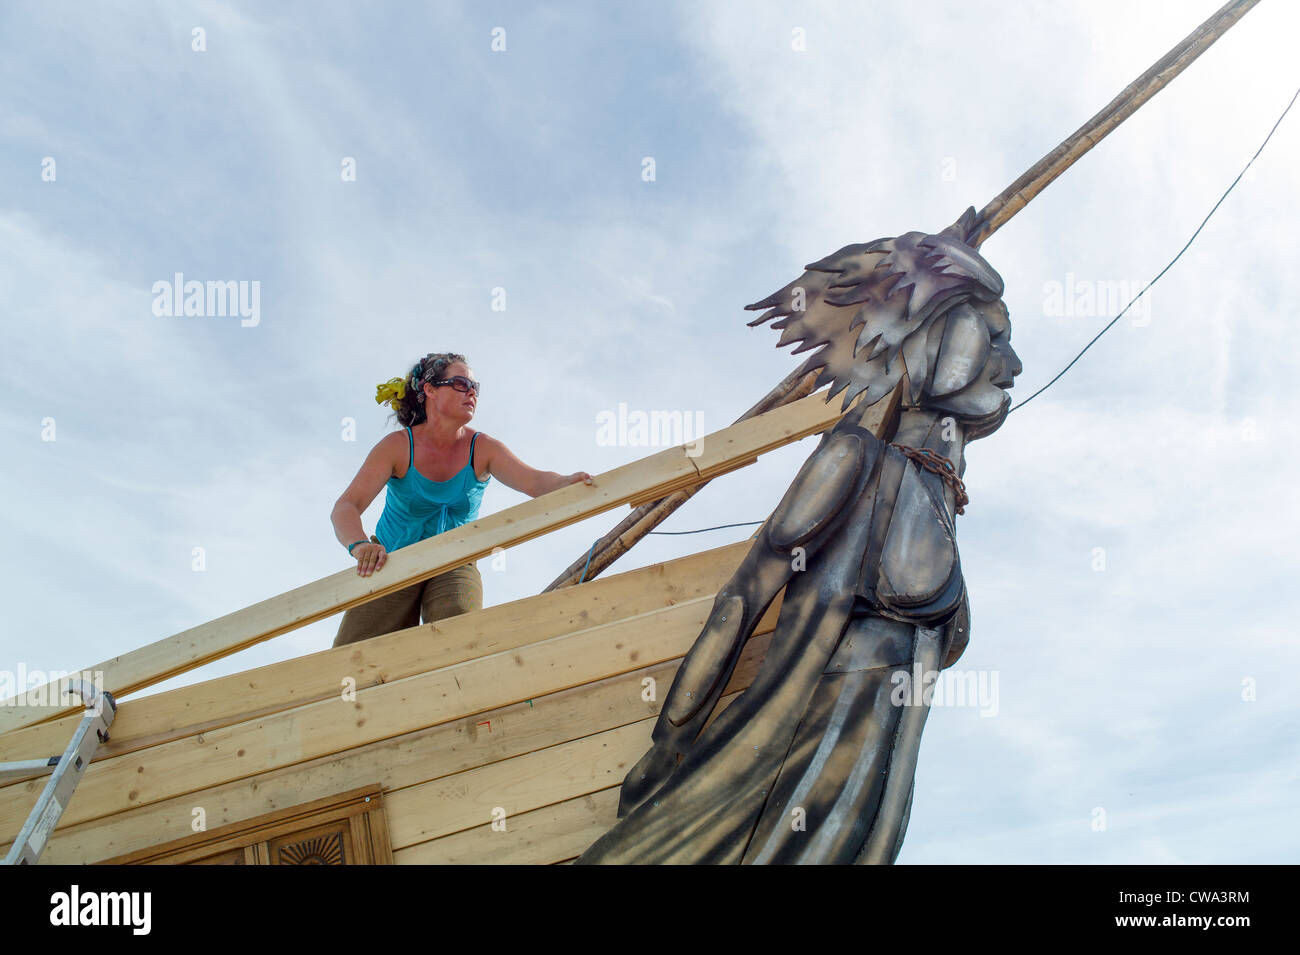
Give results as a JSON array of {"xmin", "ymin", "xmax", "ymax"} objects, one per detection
[{"xmin": 375, "ymin": 377, "xmax": 406, "ymax": 407}]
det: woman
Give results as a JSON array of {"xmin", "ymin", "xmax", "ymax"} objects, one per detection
[{"xmin": 330, "ymin": 352, "xmax": 592, "ymax": 647}]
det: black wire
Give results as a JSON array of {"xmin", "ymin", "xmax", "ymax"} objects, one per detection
[
  {"xmin": 1008, "ymin": 84, "xmax": 1300, "ymax": 415},
  {"xmin": 579, "ymin": 87, "xmax": 1300, "ymax": 560},
  {"xmin": 575, "ymin": 520, "xmax": 762, "ymax": 583},
  {"xmin": 649, "ymin": 521, "xmax": 764, "ymax": 535}
]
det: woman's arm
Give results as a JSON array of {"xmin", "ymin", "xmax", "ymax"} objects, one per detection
[
  {"xmin": 477, "ymin": 433, "xmax": 592, "ymax": 498},
  {"xmin": 331, "ymin": 432, "xmax": 401, "ymax": 548}
]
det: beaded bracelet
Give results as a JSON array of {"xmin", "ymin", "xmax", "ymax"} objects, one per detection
[{"xmin": 346, "ymin": 539, "xmax": 370, "ymax": 555}]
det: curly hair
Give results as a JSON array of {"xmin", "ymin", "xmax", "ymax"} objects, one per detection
[{"xmin": 387, "ymin": 352, "xmax": 469, "ymax": 428}]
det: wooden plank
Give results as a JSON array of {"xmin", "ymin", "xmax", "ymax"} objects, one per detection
[
  {"xmin": 30, "ymin": 634, "xmax": 772, "ymax": 864},
  {"xmin": 384, "ymin": 717, "xmax": 654, "ymax": 849},
  {"xmin": 394, "ymin": 694, "xmax": 744, "ymax": 864},
  {"xmin": 0, "ymin": 388, "xmax": 847, "ymax": 734},
  {"xmin": 0, "ymin": 591, "xmax": 783, "ymax": 839},
  {"xmin": 393, "ymin": 786, "xmax": 621, "ymax": 865},
  {"xmin": 620, "ymin": 387, "xmax": 890, "ymax": 507},
  {"xmin": 0, "ymin": 539, "xmax": 755, "ymax": 767}
]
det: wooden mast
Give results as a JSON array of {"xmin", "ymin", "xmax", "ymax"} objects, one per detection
[
  {"xmin": 968, "ymin": 0, "xmax": 1262, "ymax": 246},
  {"xmin": 546, "ymin": 0, "xmax": 1263, "ymax": 590}
]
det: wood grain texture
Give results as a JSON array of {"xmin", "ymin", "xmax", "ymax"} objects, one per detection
[
  {"xmin": 393, "ymin": 787, "xmax": 622, "ymax": 865},
  {"xmin": 391, "ymin": 694, "xmax": 744, "ymax": 864}
]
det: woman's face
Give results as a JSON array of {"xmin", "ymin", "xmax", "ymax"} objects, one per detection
[{"xmin": 423, "ymin": 360, "xmax": 477, "ymax": 423}]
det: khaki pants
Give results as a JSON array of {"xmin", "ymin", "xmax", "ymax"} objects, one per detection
[{"xmin": 333, "ymin": 562, "xmax": 483, "ymax": 648}]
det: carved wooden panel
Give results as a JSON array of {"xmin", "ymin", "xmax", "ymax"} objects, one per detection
[
  {"xmin": 271, "ymin": 822, "xmax": 348, "ymax": 866},
  {"xmin": 100, "ymin": 785, "xmax": 392, "ymax": 865}
]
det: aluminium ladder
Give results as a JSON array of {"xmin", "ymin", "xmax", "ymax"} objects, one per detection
[{"xmin": 1, "ymin": 678, "xmax": 116, "ymax": 865}]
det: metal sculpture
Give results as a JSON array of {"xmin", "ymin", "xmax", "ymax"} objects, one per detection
[
  {"xmin": 577, "ymin": 210, "xmax": 1021, "ymax": 863},
  {"xmin": 546, "ymin": 0, "xmax": 1258, "ymax": 596},
  {"xmin": 568, "ymin": 0, "xmax": 1259, "ymax": 866}
]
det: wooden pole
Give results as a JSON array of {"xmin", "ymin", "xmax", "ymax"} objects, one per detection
[
  {"xmin": 967, "ymin": 0, "xmax": 1262, "ymax": 247},
  {"xmin": 546, "ymin": 0, "xmax": 1263, "ymax": 589},
  {"xmin": 543, "ymin": 367, "xmax": 818, "ymax": 591}
]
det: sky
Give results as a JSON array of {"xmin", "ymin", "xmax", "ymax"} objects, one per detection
[{"xmin": 1, "ymin": 0, "xmax": 1297, "ymax": 864}]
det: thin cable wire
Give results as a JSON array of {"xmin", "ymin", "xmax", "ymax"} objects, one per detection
[
  {"xmin": 575, "ymin": 86, "xmax": 1299, "ymax": 577},
  {"xmin": 649, "ymin": 521, "xmax": 765, "ymax": 536},
  {"xmin": 1009, "ymin": 84, "xmax": 1300, "ymax": 415},
  {"xmin": 575, "ymin": 520, "xmax": 762, "ymax": 584}
]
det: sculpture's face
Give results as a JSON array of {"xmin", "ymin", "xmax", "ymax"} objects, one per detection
[
  {"xmin": 924, "ymin": 297, "xmax": 1022, "ymax": 439},
  {"xmin": 984, "ymin": 302, "xmax": 1023, "ymax": 392}
]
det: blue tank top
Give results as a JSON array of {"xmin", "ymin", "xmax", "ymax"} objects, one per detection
[{"xmin": 374, "ymin": 428, "xmax": 490, "ymax": 552}]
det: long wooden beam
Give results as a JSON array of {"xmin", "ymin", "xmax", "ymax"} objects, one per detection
[
  {"xmin": 0, "ymin": 387, "xmax": 857, "ymax": 735},
  {"xmin": 968, "ymin": 0, "xmax": 1262, "ymax": 246},
  {"xmin": 543, "ymin": 368, "xmax": 823, "ymax": 590}
]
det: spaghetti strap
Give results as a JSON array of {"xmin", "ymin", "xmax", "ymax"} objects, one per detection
[{"xmin": 375, "ymin": 425, "xmax": 490, "ymax": 552}]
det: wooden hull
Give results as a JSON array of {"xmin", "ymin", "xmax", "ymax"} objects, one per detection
[{"xmin": 1, "ymin": 541, "xmax": 780, "ymax": 864}]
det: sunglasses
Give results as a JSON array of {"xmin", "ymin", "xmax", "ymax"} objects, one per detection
[{"xmin": 431, "ymin": 375, "xmax": 481, "ymax": 396}]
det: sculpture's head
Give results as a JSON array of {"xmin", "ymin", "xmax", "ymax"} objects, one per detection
[{"xmin": 744, "ymin": 209, "xmax": 1021, "ymax": 440}]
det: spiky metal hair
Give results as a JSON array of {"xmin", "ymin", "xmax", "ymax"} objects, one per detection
[{"xmin": 744, "ymin": 209, "xmax": 1004, "ymax": 412}]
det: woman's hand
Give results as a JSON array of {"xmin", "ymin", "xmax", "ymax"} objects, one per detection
[
  {"xmin": 566, "ymin": 472, "xmax": 594, "ymax": 487},
  {"xmin": 354, "ymin": 541, "xmax": 388, "ymax": 577}
]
